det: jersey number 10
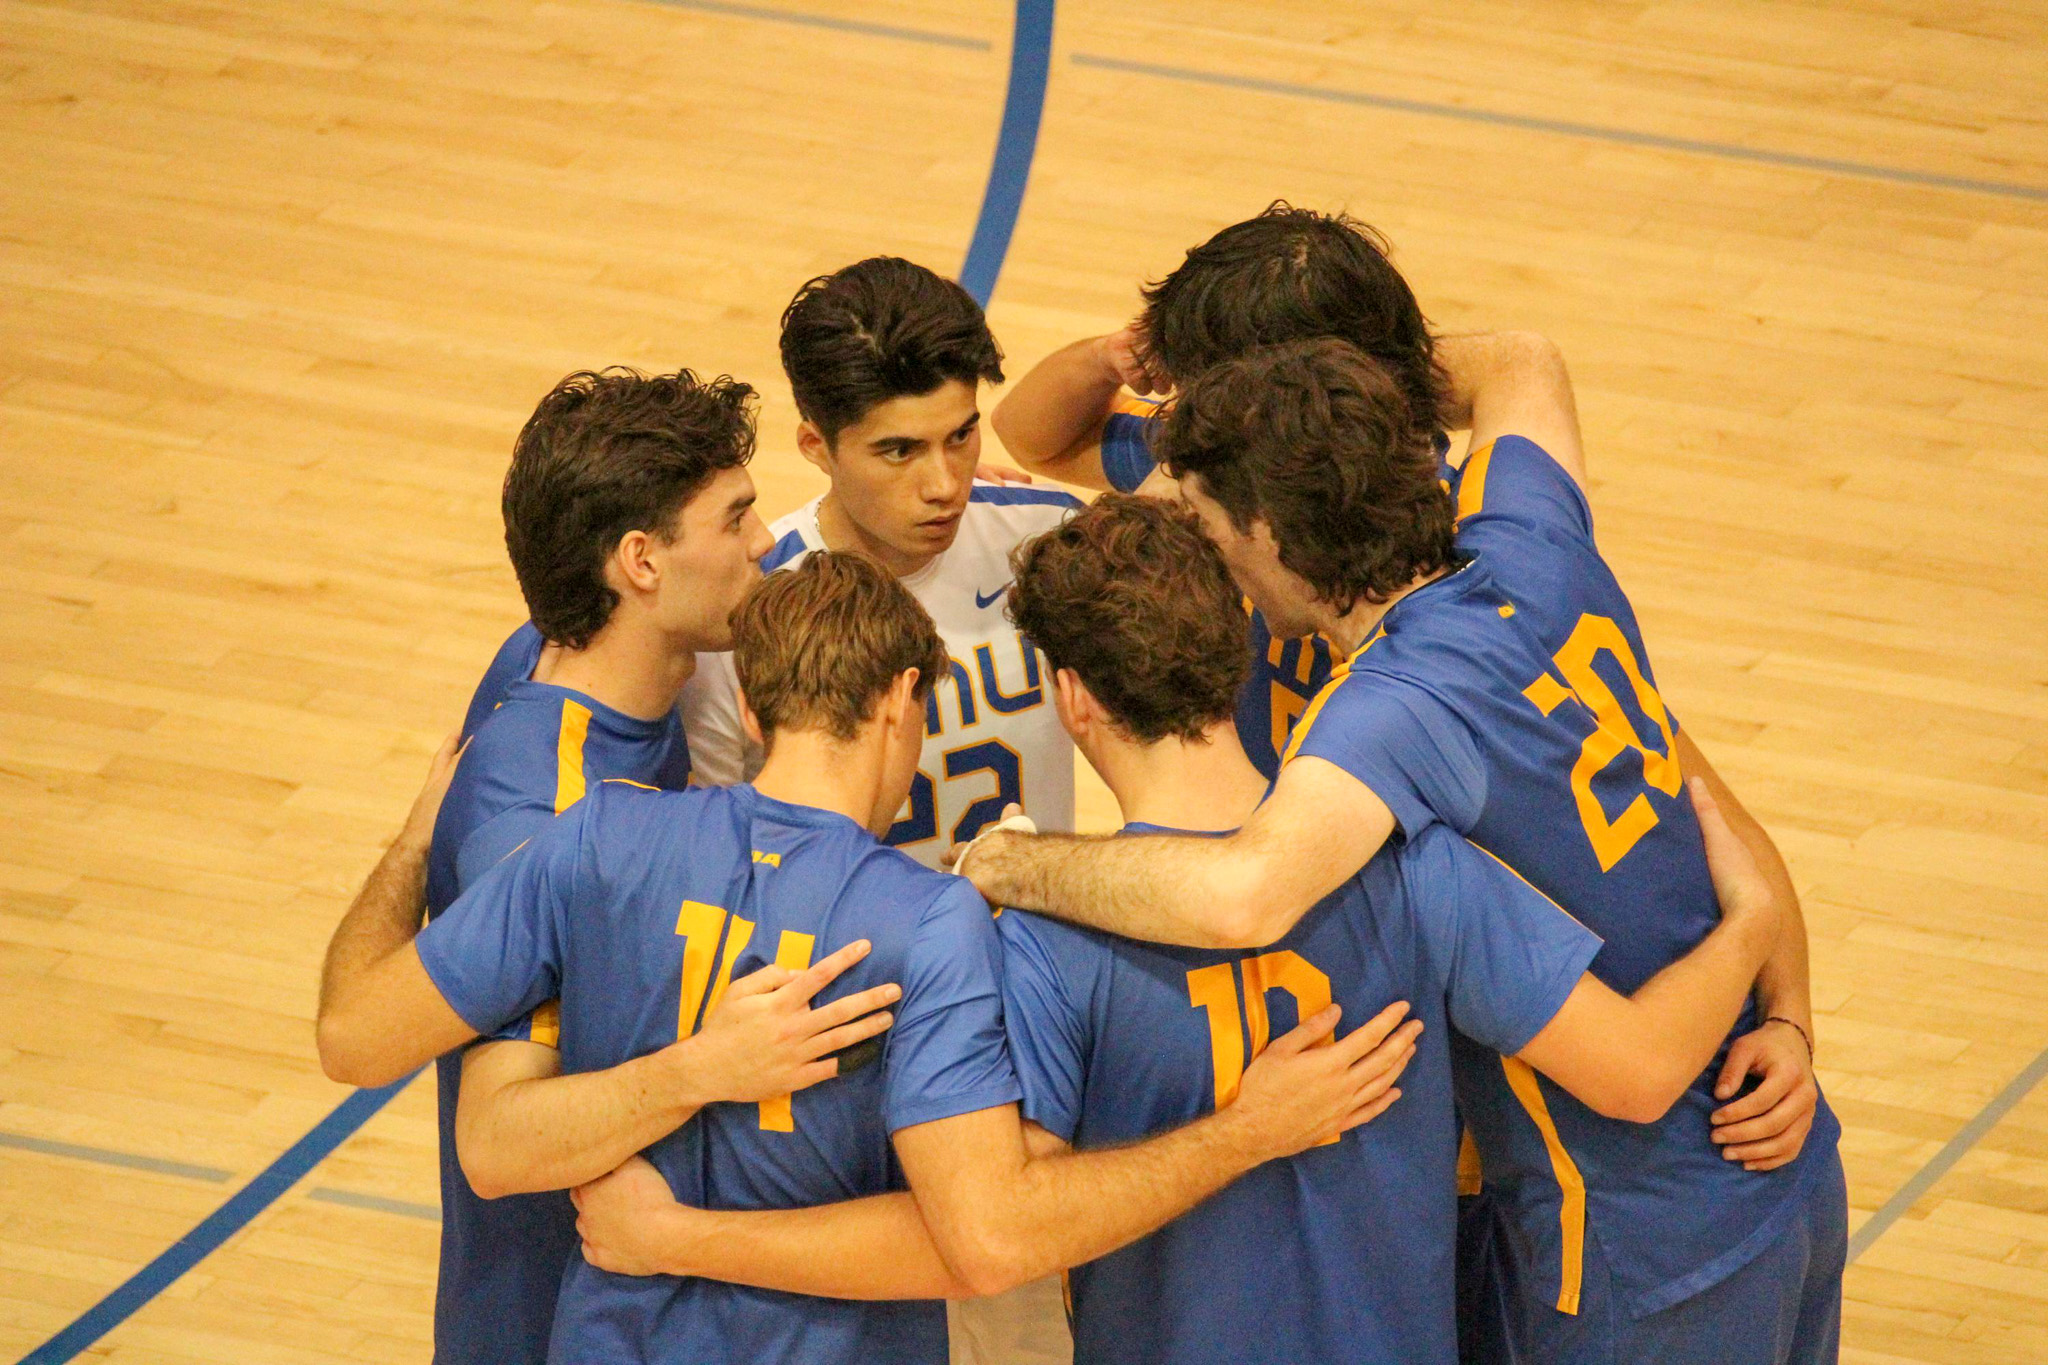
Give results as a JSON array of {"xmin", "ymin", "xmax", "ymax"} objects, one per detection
[
  {"xmin": 675, "ymin": 899, "xmax": 814, "ymax": 1132},
  {"xmin": 1187, "ymin": 951, "xmax": 1338, "ymax": 1146}
]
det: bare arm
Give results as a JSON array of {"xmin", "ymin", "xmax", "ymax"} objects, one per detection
[
  {"xmin": 1515, "ymin": 780, "xmax": 1781, "ymax": 1123},
  {"xmin": 894, "ymin": 1001, "xmax": 1418, "ymax": 1296},
  {"xmin": 1435, "ymin": 332, "xmax": 1587, "ymax": 487},
  {"xmin": 989, "ymin": 329, "xmax": 1162, "ymax": 488},
  {"xmin": 956, "ymin": 757, "xmax": 1395, "ymax": 949},
  {"xmin": 457, "ymin": 942, "xmax": 902, "ymax": 1197},
  {"xmin": 575, "ymin": 1160, "xmax": 974, "ymax": 1300}
]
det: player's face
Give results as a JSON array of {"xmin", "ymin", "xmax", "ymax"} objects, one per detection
[
  {"xmin": 808, "ymin": 380, "xmax": 982, "ymax": 574},
  {"xmin": 659, "ymin": 465, "xmax": 775, "ymax": 651},
  {"xmin": 1178, "ymin": 474, "xmax": 1322, "ymax": 638}
]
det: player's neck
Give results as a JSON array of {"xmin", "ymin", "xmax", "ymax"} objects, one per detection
[
  {"xmin": 1322, "ymin": 567, "xmax": 1450, "ymax": 655},
  {"xmin": 534, "ymin": 614, "xmax": 697, "ymax": 722},
  {"xmin": 752, "ymin": 731, "xmax": 889, "ymax": 834},
  {"xmin": 1095, "ymin": 722, "xmax": 1267, "ymax": 834},
  {"xmin": 816, "ymin": 492, "xmax": 937, "ymax": 579}
]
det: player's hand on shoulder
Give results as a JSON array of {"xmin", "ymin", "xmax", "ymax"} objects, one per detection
[
  {"xmin": 975, "ymin": 459, "xmax": 1034, "ymax": 485},
  {"xmin": 945, "ymin": 804, "xmax": 1034, "ymax": 889},
  {"xmin": 1709, "ymin": 1019, "xmax": 1819, "ymax": 1172},
  {"xmin": 573, "ymin": 1156, "xmax": 687, "ymax": 1277},
  {"xmin": 679, "ymin": 939, "xmax": 901, "ymax": 1104},
  {"xmin": 1229, "ymin": 1001, "xmax": 1423, "ymax": 1161},
  {"xmin": 397, "ymin": 729, "xmax": 467, "ymax": 854},
  {"xmin": 1102, "ymin": 322, "xmax": 1167, "ymax": 396}
]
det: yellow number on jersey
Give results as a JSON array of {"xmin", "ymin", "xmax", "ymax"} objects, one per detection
[
  {"xmin": 674, "ymin": 901, "xmax": 814, "ymax": 1132},
  {"xmin": 1522, "ymin": 613, "xmax": 1682, "ymax": 871},
  {"xmin": 1187, "ymin": 952, "xmax": 1337, "ymax": 1146}
]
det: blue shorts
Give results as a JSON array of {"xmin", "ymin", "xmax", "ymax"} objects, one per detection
[{"xmin": 1475, "ymin": 1149, "xmax": 1847, "ymax": 1365}]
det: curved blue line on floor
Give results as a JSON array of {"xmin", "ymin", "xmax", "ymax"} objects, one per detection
[
  {"xmin": 14, "ymin": 7, "xmax": 1056, "ymax": 1362},
  {"xmin": 960, "ymin": 0, "xmax": 1055, "ymax": 306}
]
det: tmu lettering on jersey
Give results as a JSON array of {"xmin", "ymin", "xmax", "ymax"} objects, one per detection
[{"xmin": 889, "ymin": 632, "xmax": 1043, "ymax": 848}]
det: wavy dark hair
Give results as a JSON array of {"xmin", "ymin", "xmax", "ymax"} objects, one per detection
[
  {"xmin": 1138, "ymin": 202, "xmax": 1448, "ymax": 440},
  {"xmin": 780, "ymin": 257, "xmax": 1005, "ymax": 443},
  {"xmin": 503, "ymin": 367, "xmax": 756, "ymax": 649},
  {"xmin": 1157, "ymin": 339, "xmax": 1457, "ymax": 613},
  {"xmin": 1007, "ymin": 494, "xmax": 1249, "ymax": 744}
]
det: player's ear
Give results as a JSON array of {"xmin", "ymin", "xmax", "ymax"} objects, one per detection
[
  {"xmin": 888, "ymin": 668, "xmax": 922, "ymax": 732},
  {"xmin": 795, "ymin": 420, "xmax": 832, "ymax": 475},
  {"xmin": 735, "ymin": 686, "xmax": 765, "ymax": 748},
  {"xmin": 610, "ymin": 529, "xmax": 662, "ymax": 595},
  {"xmin": 1051, "ymin": 667, "xmax": 1091, "ymax": 737}
]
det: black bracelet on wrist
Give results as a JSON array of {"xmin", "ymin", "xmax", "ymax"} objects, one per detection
[{"xmin": 1765, "ymin": 1015, "xmax": 1814, "ymax": 1062}]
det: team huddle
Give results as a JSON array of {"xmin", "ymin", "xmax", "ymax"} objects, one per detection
[{"xmin": 314, "ymin": 205, "xmax": 1848, "ymax": 1365}]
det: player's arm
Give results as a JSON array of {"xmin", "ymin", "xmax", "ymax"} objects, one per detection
[
  {"xmin": 318, "ymin": 733, "xmax": 460, "ymax": 1033},
  {"xmin": 1435, "ymin": 331, "xmax": 1588, "ymax": 487},
  {"xmin": 892, "ymin": 1000, "xmax": 1416, "ymax": 1295},
  {"xmin": 1515, "ymin": 781, "xmax": 1784, "ymax": 1123},
  {"xmin": 1675, "ymin": 729, "xmax": 1820, "ymax": 1171},
  {"xmin": 989, "ymin": 328, "xmax": 1162, "ymax": 489},
  {"xmin": 957, "ymin": 755, "xmax": 1396, "ymax": 949},
  {"xmin": 455, "ymin": 944, "xmax": 900, "ymax": 1197}
]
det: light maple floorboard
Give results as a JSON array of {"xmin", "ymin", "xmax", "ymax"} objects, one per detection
[{"xmin": 2, "ymin": 0, "xmax": 2044, "ymax": 1361}]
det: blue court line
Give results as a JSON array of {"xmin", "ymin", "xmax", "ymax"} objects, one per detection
[
  {"xmin": 959, "ymin": 0, "xmax": 1056, "ymax": 305},
  {"xmin": 1070, "ymin": 52, "xmax": 2048, "ymax": 204},
  {"xmin": 643, "ymin": 0, "xmax": 988, "ymax": 50},
  {"xmin": 1846, "ymin": 1041, "xmax": 2048, "ymax": 1262},
  {"xmin": 15, "ymin": 1074, "xmax": 417, "ymax": 1365},
  {"xmin": 15, "ymin": 6, "xmax": 1054, "ymax": 1360}
]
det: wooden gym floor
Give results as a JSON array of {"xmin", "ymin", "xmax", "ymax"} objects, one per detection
[{"xmin": 3, "ymin": 0, "xmax": 2046, "ymax": 1361}]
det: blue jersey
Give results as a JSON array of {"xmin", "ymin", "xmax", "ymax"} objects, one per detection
[
  {"xmin": 421, "ymin": 651, "xmax": 691, "ymax": 1365},
  {"xmin": 416, "ymin": 782, "xmax": 1020, "ymax": 1365},
  {"xmin": 459, "ymin": 621, "xmax": 546, "ymax": 741},
  {"xmin": 1288, "ymin": 435, "xmax": 1841, "ymax": 1319},
  {"xmin": 998, "ymin": 822, "xmax": 1599, "ymax": 1365},
  {"xmin": 1103, "ymin": 403, "xmax": 1454, "ymax": 777}
]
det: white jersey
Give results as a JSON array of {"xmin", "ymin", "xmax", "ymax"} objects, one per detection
[{"xmin": 682, "ymin": 482, "xmax": 1082, "ymax": 868}]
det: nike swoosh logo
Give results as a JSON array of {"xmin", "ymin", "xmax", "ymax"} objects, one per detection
[{"xmin": 975, "ymin": 585, "xmax": 1010, "ymax": 609}]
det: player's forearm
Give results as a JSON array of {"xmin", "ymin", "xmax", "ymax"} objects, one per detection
[
  {"xmin": 459, "ymin": 1049, "xmax": 704, "ymax": 1198},
  {"xmin": 317, "ymin": 833, "xmax": 430, "ymax": 1030},
  {"xmin": 945, "ymin": 1108, "xmax": 1268, "ymax": 1293},
  {"xmin": 656, "ymin": 1194, "xmax": 974, "ymax": 1300},
  {"xmin": 966, "ymin": 830, "xmax": 1292, "ymax": 949},
  {"xmin": 989, "ymin": 336, "xmax": 1121, "ymax": 487}
]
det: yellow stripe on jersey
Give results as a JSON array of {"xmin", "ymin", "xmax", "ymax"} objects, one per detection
[
  {"xmin": 1278, "ymin": 625, "xmax": 1386, "ymax": 767},
  {"xmin": 1457, "ymin": 440, "xmax": 1495, "ymax": 523},
  {"xmin": 759, "ymin": 931, "xmax": 818, "ymax": 1133},
  {"xmin": 528, "ymin": 1000, "xmax": 561, "ymax": 1049},
  {"xmin": 1501, "ymin": 1056, "xmax": 1586, "ymax": 1315},
  {"xmin": 1456, "ymin": 1127, "xmax": 1484, "ymax": 1197},
  {"xmin": 602, "ymin": 777, "xmax": 660, "ymax": 792},
  {"xmin": 553, "ymin": 699, "xmax": 593, "ymax": 812},
  {"xmin": 1110, "ymin": 391, "xmax": 1163, "ymax": 418}
]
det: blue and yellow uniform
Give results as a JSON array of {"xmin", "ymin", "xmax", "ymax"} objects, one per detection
[
  {"xmin": 421, "ymin": 661, "xmax": 691, "ymax": 1365},
  {"xmin": 415, "ymin": 781, "xmax": 1019, "ymax": 1365},
  {"xmin": 1287, "ymin": 435, "xmax": 1845, "ymax": 1359},
  {"xmin": 998, "ymin": 822, "xmax": 1600, "ymax": 1365},
  {"xmin": 458, "ymin": 621, "xmax": 546, "ymax": 741},
  {"xmin": 1102, "ymin": 400, "xmax": 1454, "ymax": 776}
]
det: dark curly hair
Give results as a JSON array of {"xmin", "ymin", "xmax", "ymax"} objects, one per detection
[
  {"xmin": 503, "ymin": 367, "xmax": 756, "ymax": 649},
  {"xmin": 1137, "ymin": 202, "xmax": 1448, "ymax": 440},
  {"xmin": 780, "ymin": 257, "xmax": 1005, "ymax": 444},
  {"xmin": 1157, "ymin": 339, "xmax": 1457, "ymax": 613},
  {"xmin": 1007, "ymin": 494, "xmax": 1250, "ymax": 744}
]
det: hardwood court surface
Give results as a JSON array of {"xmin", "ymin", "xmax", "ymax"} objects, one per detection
[{"xmin": 2, "ymin": 1, "xmax": 2045, "ymax": 1361}]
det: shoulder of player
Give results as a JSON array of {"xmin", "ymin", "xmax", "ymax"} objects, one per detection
[
  {"xmin": 759, "ymin": 502, "xmax": 820, "ymax": 573},
  {"xmin": 966, "ymin": 482, "xmax": 1084, "ymax": 520}
]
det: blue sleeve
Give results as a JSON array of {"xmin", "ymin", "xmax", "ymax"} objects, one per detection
[
  {"xmin": 994, "ymin": 912, "xmax": 1090, "ymax": 1143},
  {"xmin": 416, "ymin": 802, "xmax": 585, "ymax": 1038},
  {"xmin": 454, "ymin": 802, "xmax": 556, "ymax": 891},
  {"xmin": 1100, "ymin": 413, "xmax": 1157, "ymax": 493},
  {"xmin": 460, "ymin": 622, "xmax": 544, "ymax": 741},
  {"xmin": 1289, "ymin": 674, "xmax": 1487, "ymax": 838},
  {"xmin": 883, "ymin": 882, "xmax": 1022, "ymax": 1133},
  {"xmin": 1405, "ymin": 828, "xmax": 1602, "ymax": 1056},
  {"xmin": 1456, "ymin": 436, "xmax": 1594, "ymax": 548}
]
